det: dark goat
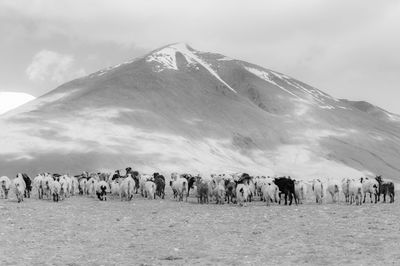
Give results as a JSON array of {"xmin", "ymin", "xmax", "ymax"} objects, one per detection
[
  {"xmin": 274, "ymin": 176, "xmax": 297, "ymax": 206},
  {"xmin": 225, "ymin": 179, "xmax": 236, "ymax": 204},
  {"xmin": 153, "ymin": 173, "xmax": 165, "ymax": 199},
  {"xmin": 376, "ymin": 176, "xmax": 395, "ymax": 203},
  {"xmin": 20, "ymin": 173, "xmax": 32, "ymax": 198},
  {"xmin": 196, "ymin": 177, "xmax": 209, "ymax": 204}
]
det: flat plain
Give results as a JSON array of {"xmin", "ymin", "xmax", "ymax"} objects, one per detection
[{"xmin": 0, "ymin": 189, "xmax": 399, "ymax": 266}]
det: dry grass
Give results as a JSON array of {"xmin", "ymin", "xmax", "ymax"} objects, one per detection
[{"xmin": 0, "ymin": 189, "xmax": 399, "ymax": 265}]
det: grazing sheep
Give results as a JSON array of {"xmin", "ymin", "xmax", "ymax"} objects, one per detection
[
  {"xmin": 120, "ymin": 174, "xmax": 135, "ymax": 201},
  {"xmin": 110, "ymin": 180, "xmax": 120, "ymax": 198},
  {"xmin": 327, "ymin": 179, "xmax": 341, "ymax": 203},
  {"xmin": 153, "ymin": 173, "xmax": 165, "ymax": 199},
  {"xmin": 87, "ymin": 178, "xmax": 98, "ymax": 197},
  {"xmin": 312, "ymin": 179, "xmax": 324, "ymax": 204},
  {"xmin": 171, "ymin": 177, "xmax": 188, "ymax": 202},
  {"xmin": 144, "ymin": 181, "xmax": 156, "ymax": 200},
  {"xmin": 79, "ymin": 178, "xmax": 88, "ymax": 195},
  {"xmin": 294, "ymin": 180, "xmax": 307, "ymax": 204},
  {"xmin": 195, "ymin": 177, "xmax": 209, "ymax": 204},
  {"xmin": 13, "ymin": 174, "xmax": 27, "ymax": 203},
  {"xmin": 50, "ymin": 180, "xmax": 61, "ymax": 202},
  {"xmin": 33, "ymin": 174, "xmax": 44, "ymax": 199},
  {"xmin": 236, "ymin": 183, "xmax": 250, "ymax": 206},
  {"xmin": 261, "ymin": 181, "xmax": 279, "ymax": 206},
  {"xmin": 375, "ymin": 176, "xmax": 395, "ymax": 203},
  {"xmin": 139, "ymin": 174, "xmax": 153, "ymax": 197},
  {"xmin": 360, "ymin": 177, "xmax": 379, "ymax": 203},
  {"xmin": 42, "ymin": 174, "xmax": 53, "ymax": 199},
  {"xmin": 348, "ymin": 178, "xmax": 363, "ymax": 205},
  {"xmin": 246, "ymin": 179, "xmax": 256, "ymax": 202},
  {"xmin": 0, "ymin": 176, "xmax": 11, "ymax": 199},
  {"xmin": 59, "ymin": 177, "xmax": 68, "ymax": 200},
  {"xmin": 341, "ymin": 178, "xmax": 350, "ymax": 203},
  {"xmin": 71, "ymin": 177, "xmax": 79, "ymax": 196},
  {"xmin": 96, "ymin": 181, "xmax": 108, "ymax": 201},
  {"xmin": 274, "ymin": 176, "xmax": 297, "ymax": 206},
  {"xmin": 224, "ymin": 180, "xmax": 236, "ymax": 204},
  {"xmin": 215, "ymin": 181, "xmax": 226, "ymax": 204}
]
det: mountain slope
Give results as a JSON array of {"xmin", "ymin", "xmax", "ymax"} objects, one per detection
[{"xmin": 1, "ymin": 43, "xmax": 399, "ymax": 180}]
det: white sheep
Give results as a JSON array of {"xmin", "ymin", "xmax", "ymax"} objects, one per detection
[
  {"xmin": 236, "ymin": 183, "xmax": 249, "ymax": 206},
  {"xmin": 144, "ymin": 181, "xmax": 156, "ymax": 200},
  {"xmin": 50, "ymin": 180, "xmax": 61, "ymax": 202},
  {"xmin": 120, "ymin": 174, "xmax": 135, "ymax": 201},
  {"xmin": 0, "ymin": 176, "xmax": 11, "ymax": 199},
  {"xmin": 13, "ymin": 174, "xmax": 26, "ymax": 203}
]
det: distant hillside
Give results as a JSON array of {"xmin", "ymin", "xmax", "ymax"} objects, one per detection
[{"xmin": 1, "ymin": 43, "xmax": 399, "ymax": 180}]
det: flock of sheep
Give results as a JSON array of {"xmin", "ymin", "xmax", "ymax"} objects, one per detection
[{"xmin": 0, "ymin": 169, "xmax": 396, "ymax": 206}]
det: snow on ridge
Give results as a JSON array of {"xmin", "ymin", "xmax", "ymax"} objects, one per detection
[
  {"xmin": 146, "ymin": 43, "xmax": 237, "ymax": 94},
  {"xmin": 217, "ymin": 56, "xmax": 234, "ymax": 61},
  {"xmin": 386, "ymin": 112, "xmax": 400, "ymax": 122},
  {"xmin": 90, "ymin": 58, "xmax": 140, "ymax": 78},
  {"xmin": 244, "ymin": 66, "xmax": 301, "ymax": 99}
]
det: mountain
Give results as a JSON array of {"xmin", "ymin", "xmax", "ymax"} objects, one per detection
[
  {"xmin": 1, "ymin": 43, "xmax": 400, "ymax": 180},
  {"xmin": 0, "ymin": 92, "xmax": 35, "ymax": 115}
]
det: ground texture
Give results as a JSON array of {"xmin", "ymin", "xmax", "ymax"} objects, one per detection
[{"xmin": 0, "ymin": 190, "xmax": 399, "ymax": 266}]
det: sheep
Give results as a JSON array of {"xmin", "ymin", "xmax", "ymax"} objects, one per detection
[
  {"xmin": 153, "ymin": 173, "xmax": 165, "ymax": 199},
  {"xmin": 120, "ymin": 174, "xmax": 135, "ymax": 201},
  {"xmin": 50, "ymin": 180, "xmax": 61, "ymax": 202},
  {"xmin": 195, "ymin": 176, "xmax": 209, "ymax": 204},
  {"xmin": 327, "ymin": 179, "xmax": 341, "ymax": 203},
  {"xmin": 215, "ymin": 181, "xmax": 226, "ymax": 204},
  {"xmin": 144, "ymin": 181, "xmax": 156, "ymax": 200},
  {"xmin": 294, "ymin": 180, "xmax": 307, "ymax": 204},
  {"xmin": 59, "ymin": 177, "xmax": 68, "ymax": 200},
  {"xmin": 79, "ymin": 178, "xmax": 88, "ymax": 195},
  {"xmin": 139, "ymin": 174, "xmax": 153, "ymax": 197},
  {"xmin": 87, "ymin": 177, "xmax": 98, "ymax": 197},
  {"xmin": 225, "ymin": 180, "xmax": 236, "ymax": 204},
  {"xmin": 261, "ymin": 181, "xmax": 279, "ymax": 206},
  {"xmin": 13, "ymin": 174, "xmax": 27, "ymax": 203},
  {"xmin": 171, "ymin": 177, "xmax": 188, "ymax": 202},
  {"xmin": 70, "ymin": 177, "xmax": 79, "ymax": 196},
  {"xmin": 96, "ymin": 181, "xmax": 108, "ymax": 201},
  {"xmin": 42, "ymin": 174, "xmax": 53, "ymax": 200},
  {"xmin": 361, "ymin": 177, "xmax": 379, "ymax": 203},
  {"xmin": 342, "ymin": 178, "xmax": 350, "ymax": 203},
  {"xmin": 236, "ymin": 183, "xmax": 250, "ymax": 206},
  {"xmin": 110, "ymin": 179, "xmax": 120, "ymax": 198},
  {"xmin": 33, "ymin": 174, "xmax": 44, "ymax": 199},
  {"xmin": 312, "ymin": 179, "xmax": 324, "ymax": 204},
  {"xmin": 210, "ymin": 178, "xmax": 225, "ymax": 204},
  {"xmin": 348, "ymin": 178, "xmax": 363, "ymax": 205},
  {"xmin": 0, "ymin": 176, "xmax": 11, "ymax": 199}
]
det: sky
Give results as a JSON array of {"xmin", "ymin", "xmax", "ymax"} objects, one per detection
[{"xmin": 1, "ymin": 0, "xmax": 400, "ymax": 114}]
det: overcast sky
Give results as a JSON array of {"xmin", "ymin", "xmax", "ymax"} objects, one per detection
[{"xmin": 1, "ymin": 0, "xmax": 399, "ymax": 113}]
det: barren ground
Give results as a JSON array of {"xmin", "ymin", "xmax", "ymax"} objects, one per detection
[{"xmin": 0, "ymin": 189, "xmax": 399, "ymax": 266}]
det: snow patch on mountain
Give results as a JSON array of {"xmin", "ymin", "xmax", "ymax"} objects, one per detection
[
  {"xmin": 0, "ymin": 92, "xmax": 35, "ymax": 115},
  {"xmin": 244, "ymin": 66, "xmax": 301, "ymax": 99},
  {"xmin": 3, "ymin": 90, "xmax": 78, "ymax": 117},
  {"xmin": 146, "ymin": 43, "xmax": 237, "ymax": 93}
]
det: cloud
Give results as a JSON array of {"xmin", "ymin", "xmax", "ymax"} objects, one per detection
[{"xmin": 26, "ymin": 50, "xmax": 86, "ymax": 83}]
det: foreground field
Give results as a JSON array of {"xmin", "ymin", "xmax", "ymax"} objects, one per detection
[{"xmin": 0, "ymin": 191, "xmax": 399, "ymax": 266}]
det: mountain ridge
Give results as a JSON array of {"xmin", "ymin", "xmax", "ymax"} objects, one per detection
[{"xmin": 1, "ymin": 43, "xmax": 399, "ymax": 180}]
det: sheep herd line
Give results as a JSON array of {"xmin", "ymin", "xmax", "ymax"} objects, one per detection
[{"xmin": 0, "ymin": 168, "xmax": 396, "ymax": 206}]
